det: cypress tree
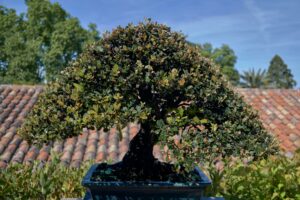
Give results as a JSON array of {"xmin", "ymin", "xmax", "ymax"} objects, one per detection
[{"xmin": 267, "ymin": 55, "xmax": 296, "ymax": 89}]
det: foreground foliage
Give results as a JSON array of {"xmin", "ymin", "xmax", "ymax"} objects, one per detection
[
  {"xmin": 0, "ymin": 154, "xmax": 90, "ymax": 200},
  {"xmin": 0, "ymin": 153, "xmax": 299, "ymax": 199},
  {"xmin": 206, "ymin": 151, "xmax": 300, "ymax": 200}
]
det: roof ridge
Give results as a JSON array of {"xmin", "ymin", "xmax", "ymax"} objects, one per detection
[
  {"xmin": 0, "ymin": 84, "xmax": 44, "ymax": 87},
  {"xmin": 236, "ymin": 88, "xmax": 300, "ymax": 92}
]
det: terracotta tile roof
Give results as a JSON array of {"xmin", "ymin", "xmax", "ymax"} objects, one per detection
[
  {"xmin": 237, "ymin": 88, "xmax": 300, "ymax": 154},
  {"xmin": 0, "ymin": 85, "xmax": 299, "ymax": 168}
]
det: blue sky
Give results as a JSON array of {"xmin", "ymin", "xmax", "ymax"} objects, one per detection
[{"xmin": 1, "ymin": 0, "xmax": 300, "ymax": 87}]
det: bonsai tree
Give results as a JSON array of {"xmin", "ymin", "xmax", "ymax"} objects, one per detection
[{"xmin": 19, "ymin": 21, "xmax": 278, "ymax": 180}]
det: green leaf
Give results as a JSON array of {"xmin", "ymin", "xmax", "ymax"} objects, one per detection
[
  {"xmin": 112, "ymin": 64, "xmax": 120, "ymax": 76},
  {"xmin": 73, "ymin": 83, "xmax": 83, "ymax": 92},
  {"xmin": 192, "ymin": 116, "xmax": 200, "ymax": 124},
  {"xmin": 200, "ymin": 119, "xmax": 208, "ymax": 124}
]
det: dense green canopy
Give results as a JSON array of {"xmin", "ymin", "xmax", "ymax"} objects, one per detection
[
  {"xmin": 0, "ymin": 0, "xmax": 99, "ymax": 84},
  {"xmin": 19, "ymin": 21, "xmax": 278, "ymax": 167}
]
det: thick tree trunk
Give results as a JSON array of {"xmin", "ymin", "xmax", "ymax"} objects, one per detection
[
  {"xmin": 122, "ymin": 123, "xmax": 156, "ymax": 172},
  {"xmin": 113, "ymin": 123, "xmax": 178, "ymax": 180},
  {"xmin": 94, "ymin": 123, "xmax": 190, "ymax": 181}
]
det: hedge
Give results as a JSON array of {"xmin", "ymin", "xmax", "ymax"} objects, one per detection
[
  {"xmin": 0, "ymin": 154, "xmax": 90, "ymax": 200},
  {"xmin": 1, "ymin": 152, "xmax": 299, "ymax": 200},
  {"xmin": 205, "ymin": 150, "xmax": 300, "ymax": 200}
]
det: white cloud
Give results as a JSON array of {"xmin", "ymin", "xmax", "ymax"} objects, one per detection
[{"xmin": 244, "ymin": 0, "xmax": 272, "ymax": 52}]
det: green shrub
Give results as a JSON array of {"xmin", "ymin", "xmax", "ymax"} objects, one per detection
[
  {"xmin": 0, "ymin": 154, "xmax": 91, "ymax": 200},
  {"xmin": 205, "ymin": 151, "xmax": 300, "ymax": 200},
  {"xmin": 19, "ymin": 20, "xmax": 278, "ymax": 171}
]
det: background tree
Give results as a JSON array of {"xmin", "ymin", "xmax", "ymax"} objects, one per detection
[
  {"xmin": 211, "ymin": 44, "xmax": 240, "ymax": 85},
  {"xmin": 0, "ymin": 6, "xmax": 41, "ymax": 83},
  {"xmin": 0, "ymin": 0, "xmax": 100, "ymax": 84},
  {"xmin": 19, "ymin": 21, "xmax": 278, "ymax": 179},
  {"xmin": 195, "ymin": 43, "xmax": 240, "ymax": 86},
  {"xmin": 198, "ymin": 43, "xmax": 213, "ymax": 58},
  {"xmin": 267, "ymin": 55, "xmax": 296, "ymax": 89},
  {"xmin": 240, "ymin": 68, "xmax": 268, "ymax": 88}
]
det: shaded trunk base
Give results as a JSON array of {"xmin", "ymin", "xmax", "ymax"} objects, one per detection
[
  {"xmin": 91, "ymin": 123, "xmax": 192, "ymax": 182},
  {"xmin": 91, "ymin": 160, "xmax": 180, "ymax": 182},
  {"xmin": 91, "ymin": 123, "xmax": 200, "ymax": 182}
]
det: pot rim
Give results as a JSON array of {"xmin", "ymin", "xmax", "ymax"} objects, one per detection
[{"xmin": 82, "ymin": 163, "xmax": 211, "ymax": 188}]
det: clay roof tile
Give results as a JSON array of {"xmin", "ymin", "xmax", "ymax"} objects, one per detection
[{"xmin": 0, "ymin": 85, "xmax": 300, "ymax": 168}]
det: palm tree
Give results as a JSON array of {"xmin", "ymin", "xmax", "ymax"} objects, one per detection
[{"xmin": 240, "ymin": 68, "xmax": 269, "ymax": 88}]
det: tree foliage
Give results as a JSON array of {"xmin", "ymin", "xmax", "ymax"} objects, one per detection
[
  {"xmin": 240, "ymin": 68, "xmax": 268, "ymax": 88},
  {"xmin": 19, "ymin": 21, "xmax": 278, "ymax": 169},
  {"xmin": 0, "ymin": 6, "xmax": 41, "ymax": 83},
  {"xmin": 0, "ymin": 153, "xmax": 89, "ymax": 199},
  {"xmin": 198, "ymin": 43, "xmax": 240, "ymax": 86},
  {"xmin": 0, "ymin": 0, "xmax": 99, "ymax": 84},
  {"xmin": 206, "ymin": 151, "xmax": 300, "ymax": 199},
  {"xmin": 267, "ymin": 55, "xmax": 296, "ymax": 89}
]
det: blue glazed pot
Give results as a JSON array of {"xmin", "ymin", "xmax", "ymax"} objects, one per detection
[{"xmin": 82, "ymin": 163, "xmax": 212, "ymax": 200}]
